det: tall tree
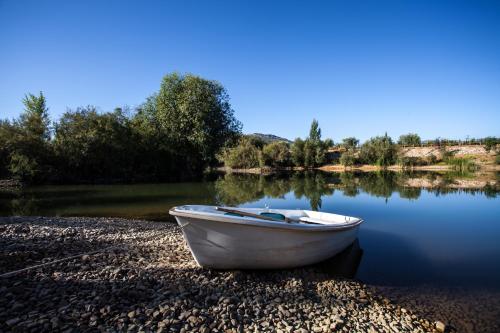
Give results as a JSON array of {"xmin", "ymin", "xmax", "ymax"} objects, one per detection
[
  {"xmin": 308, "ymin": 119, "xmax": 321, "ymax": 142},
  {"xmin": 156, "ymin": 73, "xmax": 242, "ymax": 173},
  {"xmin": 8, "ymin": 92, "xmax": 52, "ymax": 182},
  {"xmin": 19, "ymin": 92, "xmax": 51, "ymax": 141},
  {"xmin": 291, "ymin": 138, "xmax": 305, "ymax": 166}
]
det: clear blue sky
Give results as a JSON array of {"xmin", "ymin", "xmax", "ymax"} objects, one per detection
[{"xmin": 1, "ymin": 0, "xmax": 499, "ymax": 142}]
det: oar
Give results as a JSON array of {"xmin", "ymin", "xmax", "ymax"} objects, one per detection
[
  {"xmin": 216, "ymin": 207, "xmax": 285, "ymax": 222},
  {"xmin": 215, "ymin": 207, "xmax": 322, "ymax": 225}
]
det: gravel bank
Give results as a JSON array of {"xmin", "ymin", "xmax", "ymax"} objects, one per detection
[
  {"xmin": 1, "ymin": 217, "xmax": 440, "ymax": 332},
  {"xmin": 374, "ymin": 286, "xmax": 500, "ymax": 333}
]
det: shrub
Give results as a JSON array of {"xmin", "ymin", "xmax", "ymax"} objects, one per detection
[
  {"xmin": 218, "ymin": 139, "xmax": 261, "ymax": 169},
  {"xmin": 9, "ymin": 152, "xmax": 38, "ymax": 182},
  {"xmin": 342, "ymin": 137, "xmax": 359, "ymax": 150},
  {"xmin": 484, "ymin": 137, "xmax": 499, "ymax": 152},
  {"xmin": 261, "ymin": 141, "xmax": 290, "ymax": 168},
  {"xmin": 359, "ymin": 133, "xmax": 397, "ymax": 166},
  {"xmin": 495, "ymin": 154, "xmax": 500, "ymax": 165},
  {"xmin": 446, "ymin": 157, "xmax": 477, "ymax": 172},
  {"xmin": 398, "ymin": 133, "xmax": 421, "ymax": 146},
  {"xmin": 339, "ymin": 150, "xmax": 356, "ymax": 167},
  {"xmin": 398, "ymin": 156, "xmax": 423, "ymax": 168},
  {"xmin": 439, "ymin": 146, "xmax": 454, "ymax": 161}
]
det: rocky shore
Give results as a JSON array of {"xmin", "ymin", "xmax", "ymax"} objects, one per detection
[{"xmin": 0, "ymin": 216, "xmax": 476, "ymax": 332}]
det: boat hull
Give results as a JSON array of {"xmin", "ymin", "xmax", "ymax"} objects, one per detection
[{"xmin": 174, "ymin": 215, "xmax": 360, "ymax": 269}]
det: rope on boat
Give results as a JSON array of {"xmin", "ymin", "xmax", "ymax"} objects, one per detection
[{"xmin": 0, "ymin": 245, "xmax": 123, "ymax": 279}]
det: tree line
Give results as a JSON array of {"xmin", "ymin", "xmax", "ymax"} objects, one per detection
[
  {"xmin": 0, "ymin": 73, "xmax": 241, "ymax": 183},
  {"xmin": 219, "ymin": 125, "xmax": 499, "ymax": 171},
  {"xmin": 1, "ymin": 71, "xmax": 498, "ymax": 184},
  {"xmin": 218, "ymin": 119, "xmax": 333, "ymax": 169}
]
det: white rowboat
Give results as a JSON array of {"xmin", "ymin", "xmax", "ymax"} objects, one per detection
[{"xmin": 169, "ymin": 205, "xmax": 363, "ymax": 269}]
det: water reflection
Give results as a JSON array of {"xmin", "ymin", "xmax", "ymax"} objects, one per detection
[
  {"xmin": 315, "ymin": 239, "xmax": 364, "ymax": 279},
  {"xmin": 214, "ymin": 172, "xmax": 334, "ymax": 210},
  {"xmin": 215, "ymin": 171, "xmax": 499, "ymax": 208},
  {"xmin": 0, "ymin": 171, "xmax": 498, "ymax": 218},
  {"xmin": 1, "ymin": 171, "xmax": 499, "ymax": 290}
]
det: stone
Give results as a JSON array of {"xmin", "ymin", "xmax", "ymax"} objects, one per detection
[
  {"xmin": 6, "ymin": 317, "xmax": 20, "ymax": 327},
  {"xmin": 435, "ymin": 321, "xmax": 446, "ymax": 332}
]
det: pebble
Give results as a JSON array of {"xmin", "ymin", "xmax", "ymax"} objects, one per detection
[
  {"xmin": 0, "ymin": 216, "xmax": 494, "ymax": 333},
  {"xmin": 435, "ymin": 320, "xmax": 446, "ymax": 332}
]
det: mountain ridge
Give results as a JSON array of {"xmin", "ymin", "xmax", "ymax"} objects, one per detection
[{"xmin": 247, "ymin": 133, "xmax": 292, "ymax": 144}]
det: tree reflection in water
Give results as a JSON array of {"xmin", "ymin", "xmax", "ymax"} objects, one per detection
[
  {"xmin": 214, "ymin": 171, "xmax": 499, "ymax": 208},
  {"xmin": 0, "ymin": 171, "xmax": 498, "ymax": 217},
  {"xmin": 214, "ymin": 172, "xmax": 335, "ymax": 210}
]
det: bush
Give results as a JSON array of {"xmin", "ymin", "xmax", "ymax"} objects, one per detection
[
  {"xmin": 339, "ymin": 150, "xmax": 356, "ymax": 167},
  {"xmin": 261, "ymin": 141, "xmax": 290, "ymax": 168},
  {"xmin": 8, "ymin": 152, "xmax": 38, "ymax": 181},
  {"xmin": 359, "ymin": 134, "xmax": 397, "ymax": 166},
  {"xmin": 342, "ymin": 137, "xmax": 359, "ymax": 150},
  {"xmin": 398, "ymin": 133, "xmax": 421, "ymax": 146},
  {"xmin": 446, "ymin": 157, "xmax": 477, "ymax": 172},
  {"xmin": 484, "ymin": 137, "xmax": 499, "ymax": 152},
  {"xmin": 218, "ymin": 139, "xmax": 261, "ymax": 169},
  {"xmin": 53, "ymin": 107, "xmax": 136, "ymax": 181},
  {"xmin": 495, "ymin": 154, "xmax": 500, "ymax": 165},
  {"xmin": 398, "ymin": 156, "xmax": 423, "ymax": 168},
  {"xmin": 440, "ymin": 147, "xmax": 454, "ymax": 161}
]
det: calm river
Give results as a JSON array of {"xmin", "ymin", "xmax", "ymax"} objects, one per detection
[{"xmin": 1, "ymin": 171, "xmax": 499, "ymax": 290}]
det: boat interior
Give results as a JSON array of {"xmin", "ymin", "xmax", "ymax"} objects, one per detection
[{"xmin": 173, "ymin": 205, "xmax": 362, "ymax": 226}]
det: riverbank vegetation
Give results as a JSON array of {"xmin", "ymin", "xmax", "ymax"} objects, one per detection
[
  {"xmin": 221, "ymin": 128, "xmax": 498, "ymax": 173},
  {"xmin": 218, "ymin": 119, "xmax": 333, "ymax": 170},
  {"xmin": 0, "ymin": 73, "xmax": 241, "ymax": 183},
  {"xmin": 1, "ymin": 72, "xmax": 498, "ymax": 184},
  {"xmin": 213, "ymin": 171, "xmax": 500, "ymax": 209}
]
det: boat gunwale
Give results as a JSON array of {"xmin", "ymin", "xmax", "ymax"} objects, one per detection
[{"xmin": 169, "ymin": 206, "xmax": 363, "ymax": 232}]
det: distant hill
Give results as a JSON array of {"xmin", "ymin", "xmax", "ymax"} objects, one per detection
[{"xmin": 247, "ymin": 133, "xmax": 292, "ymax": 144}]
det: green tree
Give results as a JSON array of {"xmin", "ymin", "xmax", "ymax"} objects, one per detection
[
  {"xmin": 53, "ymin": 106, "xmax": 135, "ymax": 181},
  {"xmin": 339, "ymin": 150, "xmax": 356, "ymax": 167},
  {"xmin": 218, "ymin": 138, "xmax": 261, "ymax": 169},
  {"xmin": 7, "ymin": 92, "xmax": 52, "ymax": 182},
  {"xmin": 303, "ymin": 140, "xmax": 317, "ymax": 168},
  {"xmin": 0, "ymin": 120, "xmax": 15, "ymax": 178},
  {"xmin": 483, "ymin": 136, "xmax": 498, "ymax": 152},
  {"xmin": 398, "ymin": 133, "xmax": 421, "ymax": 146},
  {"xmin": 290, "ymin": 120, "xmax": 332, "ymax": 168},
  {"xmin": 291, "ymin": 138, "xmax": 305, "ymax": 166},
  {"xmin": 244, "ymin": 135, "xmax": 266, "ymax": 149},
  {"xmin": 156, "ymin": 73, "xmax": 242, "ymax": 172},
  {"xmin": 359, "ymin": 133, "xmax": 397, "ymax": 166},
  {"xmin": 20, "ymin": 92, "xmax": 51, "ymax": 140},
  {"xmin": 342, "ymin": 137, "xmax": 359, "ymax": 150},
  {"xmin": 130, "ymin": 94, "xmax": 187, "ymax": 180},
  {"xmin": 308, "ymin": 119, "xmax": 321, "ymax": 143},
  {"xmin": 261, "ymin": 141, "xmax": 291, "ymax": 168}
]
